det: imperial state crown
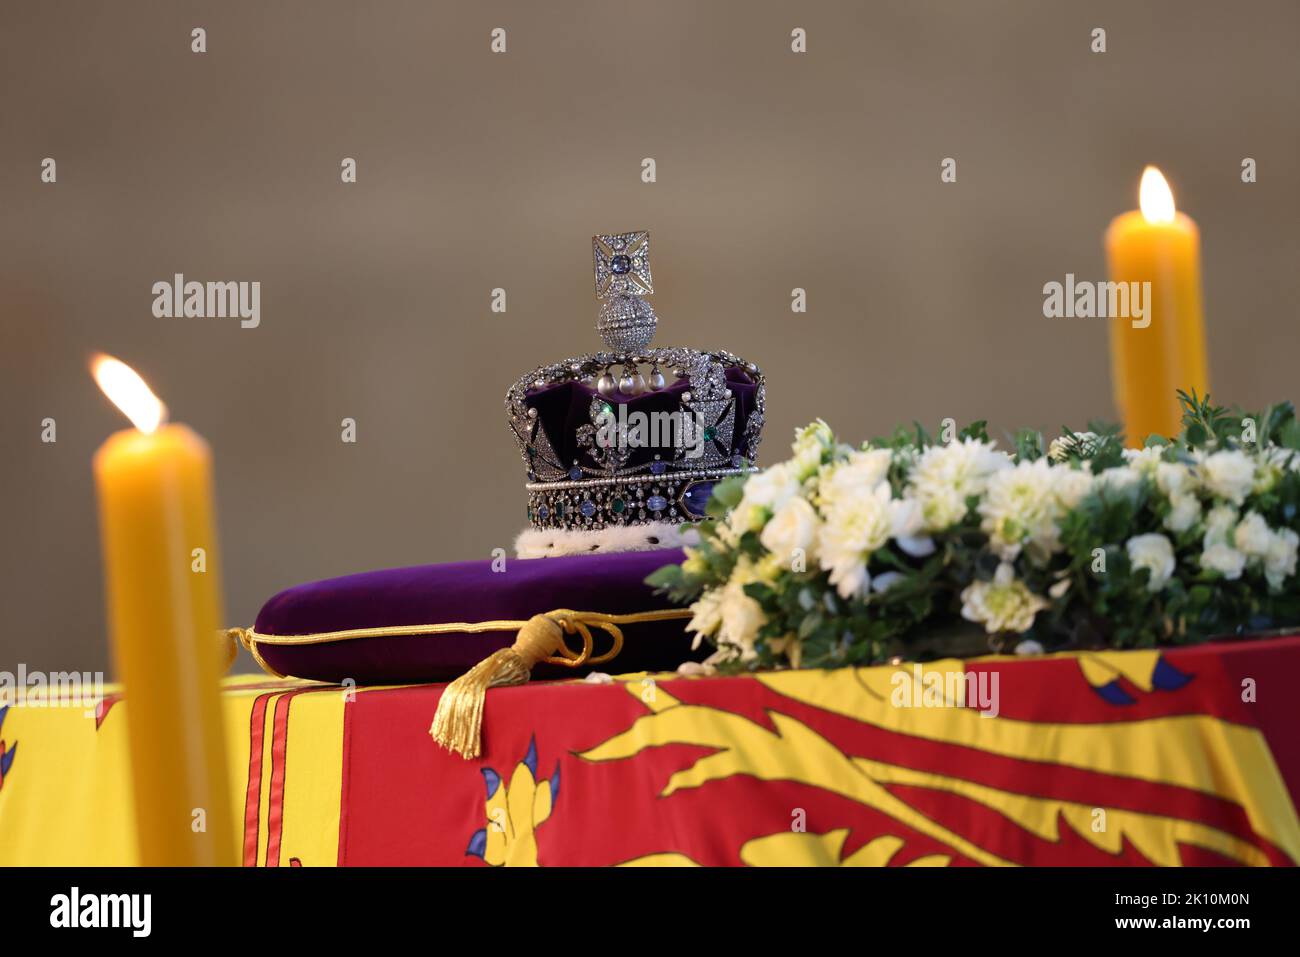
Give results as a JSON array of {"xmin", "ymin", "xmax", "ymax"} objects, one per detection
[{"xmin": 508, "ymin": 230, "xmax": 766, "ymax": 557}]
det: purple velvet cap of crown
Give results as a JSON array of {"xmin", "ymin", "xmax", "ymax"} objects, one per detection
[
  {"xmin": 252, "ymin": 548, "xmax": 695, "ymax": 685},
  {"xmin": 527, "ymin": 367, "xmax": 759, "ymax": 474}
]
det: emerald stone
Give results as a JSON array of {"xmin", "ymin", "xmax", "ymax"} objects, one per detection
[
  {"xmin": 612, "ymin": 498, "xmax": 626, "ymax": 513},
  {"xmin": 703, "ymin": 426, "xmax": 716, "ymax": 441}
]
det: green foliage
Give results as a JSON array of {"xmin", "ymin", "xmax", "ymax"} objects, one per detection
[{"xmin": 645, "ymin": 397, "xmax": 1300, "ymax": 671}]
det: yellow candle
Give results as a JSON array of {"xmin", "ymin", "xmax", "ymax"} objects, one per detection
[
  {"xmin": 1105, "ymin": 166, "xmax": 1209, "ymax": 445},
  {"xmin": 92, "ymin": 355, "xmax": 234, "ymax": 866}
]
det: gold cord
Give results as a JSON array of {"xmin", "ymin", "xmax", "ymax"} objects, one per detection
[{"xmin": 220, "ymin": 607, "xmax": 693, "ymax": 759}]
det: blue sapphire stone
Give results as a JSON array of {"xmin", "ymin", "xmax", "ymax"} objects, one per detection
[
  {"xmin": 537, "ymin": 504, "xmax": 549, "ymax": 520},
  {"xmin": 681, "ymin": 481, "xmax": 716, "ymax": 518},
  {"xmin": 610, "ymin": 254, "xmax": 632, "ymax": 275},
  {"xmin": 650, "ymin": 460, "xmax": 667, "ymax": 475},
  {"xmin": 568, "ymin": 466, "xmax": 583, "ymax": 481},
  {"xmin": 580, "ymin": 500, "xmax": 597, "ymax": 518},
  {"xmin": 646, "ymin": 494, "xmax": 668, "ymax": 512}
]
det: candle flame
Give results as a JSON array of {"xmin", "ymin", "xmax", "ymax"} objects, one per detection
[
  {"xmin": 91, "ymin": 354, "xmax": 168, "ymax": 434},
  {"xmin": 1139, "ymin": 166, "xmax": 1176, "ymax": 224}
]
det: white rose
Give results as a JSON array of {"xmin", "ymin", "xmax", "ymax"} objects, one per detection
[
  {"xmin": 730, "ymin": 461, "xmax": 801, "ymax": 533},
  {"xmin": 1202, "ymin": 504, "xmax": 1239, "ymax": 549},
  {"xmin": 1200, "ymin": 543, "xmax": 1246, "ymax": 580},
  {"xmin": 1126, "ymin": 533, "xmax": 1176, "ymax": 592},
  {"xmin": 1122, "ymin": 446, "xmax": 1164, "ymax": 475},
  {"xmin": 819, "ymin": 448, "xmax": 893, "ymax": 509},
  {"xmin": 759, "ymin": 496, "xmax": 821, "ymax": 563},
  {"xmin": 1199, "ymin": 450, "xmax": 1255, "ymax": 505},
  {"xmin": 1095, "ymin": 465, "xmax": 1143, "ymax": 502},
  {"xmin": 1052, "ymin": 467, "xmax": 1094, "ymax": 510},
  {"xmin": 1233, "ymin": 511, "xmax": 1273, "ymax": 558},
  {"xmin": 1265, "ymin": 528, "xmax": 1299, "ymax": 590},
  {"xmin": 1155, "ymin": 462, "xmax": 1196, "ymax": 497},
  {"xmin": 1164, "ymin": 493, "xmax": 1201, "ymax": 533}
]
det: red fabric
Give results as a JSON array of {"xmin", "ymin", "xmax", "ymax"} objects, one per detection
[{"xmin": 331, "ymin": 638, "xmax": 1300, "ymax": 867}]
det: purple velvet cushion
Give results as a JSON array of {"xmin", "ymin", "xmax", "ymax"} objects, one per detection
[{"xmin": 251, "ymin": 549, "xmax": 695, "ymax": 685}]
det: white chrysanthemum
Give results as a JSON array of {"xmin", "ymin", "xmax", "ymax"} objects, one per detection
[
  {"xmin": 1265, "ymin": 528, "xmax": 1299, "ymax": 590},
  {"xmin": 908, "ymin": 438, "xmax": 1011, "ymax": 532},
  {"xmin": 1200, "ymin": 543, "xmax": 1246, "ymax": 580},
  {"xmin": 817, "ymin": 482, "xmax": 893, "ymax": 599},
  {"xmin": 760, "ymin": 495, "xmax": 822, "ymax": 564},
  {"xmin": 705, "ymin": 556, "xmax": 768, "ymax": 662},
  {"xmin": 686, "ymin": 588, "xmax": 724, "ymax": 647},
  {"xmin": 730, "ymin": 461, "xmax": 801, "ymax": 534},
  {"xmin": 1164, "ymin": 493, "xmax": 1202, "ymax": 533},
  {"xmin": 1199, "ymin": 449, "xmax": 1255, "ymax": 505},
  {"xmin": 715, "ymin": 580, "xmax": 765, "ymax": 662},
  {"xmin": 1126, "ymin": 533, "xmax": 1176, "ymax": 592},
  {"xmin": 1233, "ymin": 511, "xmax": 1274, "ymax": 558},
  {"xmin": 960, "ymin": 562, "xmax": 1048, "ymax": 634},
  {"xmin": 979, "ymin": 458, "xmax": 1063, "ymax": 561},
  {"xmin": 818, "ymin": 448, "xmax": 893, "ymax": 510}
]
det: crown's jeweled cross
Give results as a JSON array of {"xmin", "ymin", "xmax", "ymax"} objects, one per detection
[{"xmin": 593, "ymin": 230, "xmax": 657, "ymax": 359}]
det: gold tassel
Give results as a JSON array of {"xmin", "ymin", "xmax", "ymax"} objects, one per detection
[
  {"xmin": 429, "ymin": 609, "xmax": 654, "ymax": 759},
  {"xmin": 219, "ymin": 606, "xmax": 693, "ymax": 759},
  {"xmin": 429, "ymin": 613, "xmax": 570, "ymax": 759}
]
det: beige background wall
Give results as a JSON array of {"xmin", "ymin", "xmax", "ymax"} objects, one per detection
[{"xmin": 2, "ymin": 0, "xmax": 1297, "ymax": 675}]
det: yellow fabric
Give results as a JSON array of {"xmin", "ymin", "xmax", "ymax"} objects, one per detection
[{"xmin": 0, "ymin": 676, "xmax": 342, "ymax": 867}]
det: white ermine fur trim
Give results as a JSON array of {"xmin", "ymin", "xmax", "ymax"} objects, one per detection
[{"xmin": 515, "ymin": 521, "xmax": 699, "ymax": 559}]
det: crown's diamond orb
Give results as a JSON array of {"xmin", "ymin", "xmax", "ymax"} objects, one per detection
[
  {"xmin": 597, "ymin": 295, "xmax": 657, "ymax": 353},
  {"xmin": 610, "ymin": 255, "xmax": 632, "ymax": 274}
]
